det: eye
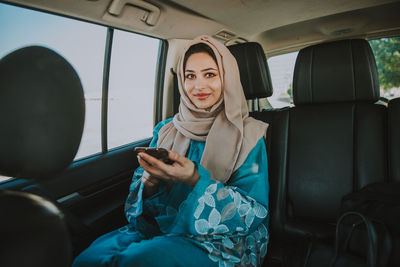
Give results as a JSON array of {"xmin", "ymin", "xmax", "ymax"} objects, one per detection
[
  {"xmin": 205, "ymin": 72, "xmax": 216, "ymax": 78},
  {"xmin": 185, "ymin": 73, "xmax": 195, "ymax": 79}
]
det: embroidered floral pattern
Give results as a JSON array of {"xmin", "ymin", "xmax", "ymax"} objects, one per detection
[
  {"xmin": 193, "ymin": 183, "xmax": 269, "ymax": 266},
  {"xmin": 253, "ymin": 223, "xmax": 269, "ymax": 258}
]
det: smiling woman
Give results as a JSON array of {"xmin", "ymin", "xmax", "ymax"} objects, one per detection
[{"xmin": 73, "ymin": 35, "xmax": 270, "ymax": 267}]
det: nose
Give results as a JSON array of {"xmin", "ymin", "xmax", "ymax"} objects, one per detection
[{"xmin": 194, "ymin": 76, "xmax": 206, "ymax": 89}]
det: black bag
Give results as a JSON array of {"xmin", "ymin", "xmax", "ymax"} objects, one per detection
[
  {"xmin": 304, "ymin": 211, "xmax": 392, "ymax": 267},
  {"xmin": 341, "ymin": 182, "xmax": 400, "ymax": 266},
  {"xmin": 341, "ymin": 182, "xmax": 400, "ymax": 235}
]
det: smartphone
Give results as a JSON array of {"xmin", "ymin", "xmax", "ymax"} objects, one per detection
[{"xmin": 134, "ymin": 147, "xmax": 174, "ymax": 164}]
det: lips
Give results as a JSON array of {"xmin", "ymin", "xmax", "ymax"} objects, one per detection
[{"xmin": 195, "ymin": 93, "xmax": 210, "ymax": 100}]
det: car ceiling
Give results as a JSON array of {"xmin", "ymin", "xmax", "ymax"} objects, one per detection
[
  {"xmin": 168, "ymin": 0, "xmax": 397, "ymax": 36},
  {"xmin": 3, "ymin": 0, "xmax": 400, "ymax": 55}
]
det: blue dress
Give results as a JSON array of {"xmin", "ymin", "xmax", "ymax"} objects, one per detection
[{"xmin": 73, "ymin": 118, "xmax": 269, "ymax": 267}]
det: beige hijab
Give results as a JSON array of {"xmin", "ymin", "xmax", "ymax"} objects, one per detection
[{"xmin": 158, "ymin": 35, "xmax": 268, "ymax": 183}]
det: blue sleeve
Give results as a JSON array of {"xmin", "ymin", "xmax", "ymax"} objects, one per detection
[
  {"xmin": 170, "ymin": 138, "xmax": 269, "ymax": 236},
  {"xmin": 124, "ymin": 118, "xmax": 173, "ymax": 236}
]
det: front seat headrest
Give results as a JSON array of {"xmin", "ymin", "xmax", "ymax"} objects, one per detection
[
  {"xmin": 0, "ymin": 46, "xmax": 85, "ymax": 179},
  {"xmin": 293, "ymin": 39, "xmax": 380, "ymax": 105}
]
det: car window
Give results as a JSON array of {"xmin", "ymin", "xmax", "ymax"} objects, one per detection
[
  {"xmin": 108, "ymin": 30, "xmax": 159, "ymax": 149},
  {"xmin": 267, "ymin": 52, "xmax": 298, "ymax": 108},
  {"xmin": 0, "ymin": 3, "xmax": 160, "ymax": 182},
  {"xmin": 369, "ymin": 37, "xmax": 400, "ymax": 100}
]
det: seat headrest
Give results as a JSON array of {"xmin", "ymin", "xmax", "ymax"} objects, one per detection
[
  {"xmin": 0, "ymin": 46, "xmax": 85, "ymax": 179},
  {"xmin": 293, "ymin": 39, "xmax": 379, "ymax": 105},
  {"xmin": 0, "ymin": 190, "xmax": 72, "ymax": 266},
  {"xmin": 228, "ymin": 42, "xmax": 273, "ymax": 99}
]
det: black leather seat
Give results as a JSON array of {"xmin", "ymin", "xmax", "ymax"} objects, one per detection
[
  {"xmin": 223, "ymin": 39, "xmax": 395, "ymax": 266},
  {"xmin": 0, "ymin": 46, "xmax": 85, "ymax": 267},
  {"xmin": 388, "ymin": 97, "xmax": 400, "ymax": 266},
  {"xmin": 287, "ymin": 38, "xmax": 386, "ymax": 233},
  {"xmin": 254, "ymin": 39, "xmax": 388, "ymax": 265},
  {"xmin": 388, "ymin": 98, "xmax": 400, "ymax": 183}
]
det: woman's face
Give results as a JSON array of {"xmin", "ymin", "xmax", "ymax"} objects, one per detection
[{"xmin": 184, "ymin": 52, "xmax": 222, "ymax": 109}]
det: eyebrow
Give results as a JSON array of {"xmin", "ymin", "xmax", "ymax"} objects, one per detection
[{"xmin": 185, "ymin": 67, "xmax": 217, "ymax": 73}]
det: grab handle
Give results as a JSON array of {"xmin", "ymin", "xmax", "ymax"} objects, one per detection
[{"xmin": 108, "ymin": 0, "xmax": 160, "ymax": 26}]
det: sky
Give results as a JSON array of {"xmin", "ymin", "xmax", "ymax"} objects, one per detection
[{"xmin": 0, "ymin": 2, "xmax": 106, "ymax": 97}]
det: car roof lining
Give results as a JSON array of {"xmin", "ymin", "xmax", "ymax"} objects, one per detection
[
  {"xmin": 3, "ymin": 0, "xmax": 400, "ymax": 56},
  {"xmin": 167, "ymin": 0, "xmax": 399, "ymax": 36}
]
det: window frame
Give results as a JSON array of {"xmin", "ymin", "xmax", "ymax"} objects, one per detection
[{"xmin": 98, "ymin": 27, "xmax": 168, "ymax": 156}]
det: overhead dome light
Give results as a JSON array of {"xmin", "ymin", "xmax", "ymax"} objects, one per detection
[
  {"xmin": 214, "ymin": 30, "xmax": 236, "ymax": 41},
  {"xmin": 331, "ymin": 28, "xmax": 353, "ymax": 35}
]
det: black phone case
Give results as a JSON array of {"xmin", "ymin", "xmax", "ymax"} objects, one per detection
[{"xmin": 135, "ymin": 147, "xmax": 174, "ymax": 164}]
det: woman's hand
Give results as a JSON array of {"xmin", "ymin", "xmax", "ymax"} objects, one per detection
[
  {"xmin": 141, "ymin": 171, "xmax": 161, "ymax": 198},
  {"xmin": 137, "ymin": 151, "xmax": 200, "ymax": 188}
]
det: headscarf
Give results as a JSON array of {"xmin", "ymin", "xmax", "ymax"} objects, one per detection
[{"xmin": 157, "ymin": 35, "xmax": 268, "ymax": 183}]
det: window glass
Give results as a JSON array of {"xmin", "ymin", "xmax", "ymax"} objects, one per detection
[
  {"xmin": 0, "ymin": 3, "xmax": 106, "ymax": 161},
  {"xmin": 369, "ymin": 37, "xmax": 400, "ymax": 100},
  {"xmin": 267, "ymin": 52, "xmax": 298, "ymax": 108},
  {"xmin": 107, "ymin": 30, "xmax": 159, "ymax": 149}
]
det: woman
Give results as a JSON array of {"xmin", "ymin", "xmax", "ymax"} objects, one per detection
[{"xmin": 73, "ymin": 35, "xmax": 269, "ymax": 267}]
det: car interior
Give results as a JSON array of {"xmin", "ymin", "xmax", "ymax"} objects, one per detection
[{"xmin": 0, "ymin": 0, "xmax": 399, "ymax": 266}]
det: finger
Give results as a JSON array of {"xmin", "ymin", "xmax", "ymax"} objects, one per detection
[
  {"xmin": 138, "ymin": 155, "xmax": 153, "ymax": 170},
  {"xmin": 138, "ymin": 155, "xmax": 171, "ymax": 181},
  {"xmin": 138, "ymin": 156, "xmax": 161, "ymax": 175},
  {"xmin": 140, "ymin": 152, "xmax": 172, "ymax": 172},
  {"xmin": 139, "ymin": 159, "xmax": 163, "ymax": 177},
  {"xmin": 168, "ymin": 151, "xmax": 187, "ymax": 165}
]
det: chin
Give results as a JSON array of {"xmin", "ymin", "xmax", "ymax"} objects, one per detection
[
  {"xmin": 194, "ymin": 101, "xmax": 213, "ymax": 109},
  {"xmin": 196, "ymin": 104, "xmax": 210, "ymax": 109}
]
